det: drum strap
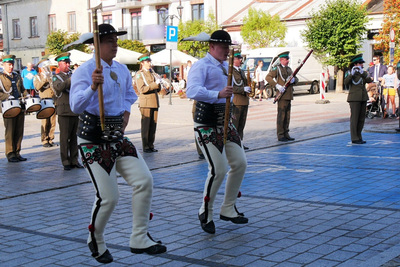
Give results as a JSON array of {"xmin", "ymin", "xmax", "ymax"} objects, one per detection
[{"xmin": 5, "ymin": 75, "xmax": 20, "ymax": 99}]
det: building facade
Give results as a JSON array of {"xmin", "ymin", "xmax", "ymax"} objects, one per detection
[{"xmin": 0, "ymin": 0, "xmax": 385, "ymax": 70}]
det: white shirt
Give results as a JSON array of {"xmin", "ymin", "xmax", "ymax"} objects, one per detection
[
  {"xmin": 70, "ymin": 57, "xmax": 137, "ymax": 116},
  {"xmin": 186, "ymin": 52, "xmax": 232, "ymax": 104}
]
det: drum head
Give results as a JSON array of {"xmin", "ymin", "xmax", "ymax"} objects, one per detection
[
  {"xmin": 36, "ymin": 108, "xmax": 55, "ymax": 119},
  {"xmin": 3, "ymin": 107, "xmax": 22, "ymax": 118}
]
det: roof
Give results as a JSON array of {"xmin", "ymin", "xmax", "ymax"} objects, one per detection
[{"xmin": 222, "ymin": 0, "xmax": 383, "ymax": 28}]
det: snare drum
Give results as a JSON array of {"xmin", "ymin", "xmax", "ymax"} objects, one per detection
[
  {"xmin": 36, "ymin": 98, "xmax": 55, "ymax": 119},
  {"xmin": 25, "ymin": 97, "xmax": 42, "ymax": 113},
  {"xmin": 1, "ymin": 99, "xmax": 22, "ymax": 118}
]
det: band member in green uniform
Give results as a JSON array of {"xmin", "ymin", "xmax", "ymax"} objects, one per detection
[
  {"xmin": 232, "ymin": 51, "xmax": 251, "ymax": 149},
  {"xmin": 0, "ymin": 55, "xmax": 28, "ymax": 162},
  {"xmin": 344, "ymin": 54, "xmax": 373, "ymax": 144},
  {"xmin": 52, "ymin": 52, "xmax": 83, "ymax": 170},
  {"xmin": 135, "ymin": 53, "xmax": 161, "ymax": 153}
]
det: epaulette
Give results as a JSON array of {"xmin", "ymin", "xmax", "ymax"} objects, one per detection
[
  {"xmin": 136, "ymin": 72, "xmax": 141, "ymax": 79},
  {"xmin": 272, "ymin": 66, "xmax": 277, "ymax": 71},
  {"xmin": 345, "ymin": 70, "xmax": 350, "ymax": 78}
]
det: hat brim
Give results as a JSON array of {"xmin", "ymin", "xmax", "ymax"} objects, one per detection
[{"xmin": 83, "ymin": 31, "xmax": 127, "ymax": 44}]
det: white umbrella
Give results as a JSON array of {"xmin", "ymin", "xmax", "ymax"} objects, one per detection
[
  {"xmin": 114, "ymin": 47, "xmax": 141, "ymax": 64},
  {"xmin": 68, "ymin": 49, "xmax": 93, "ymax": 65},
  {"xmin": 181, "ymin": 32, "xmax": 210, "ymax": 42},
  {"xmin": 150, "ymin": 49, "xmax": 198, "ymax": 66}
]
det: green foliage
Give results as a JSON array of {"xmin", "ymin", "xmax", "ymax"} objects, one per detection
[
  {"xmin": 302, "ymin": 0, "xmax": 369, "ymax": 69},
  {"xmin": 241, "ymin": 8, "xmax": 287, "ymax": 49},
  {"xmin": 117, "ymin": 39, "xmax": 148, "ymax": 54},
  {"xmin": 46, "ymin": 30, "xmax": 82, "ymax": 55},
  {"xmin": 178, "ymin": 13, "xmax": 219, "ymax": 58}
]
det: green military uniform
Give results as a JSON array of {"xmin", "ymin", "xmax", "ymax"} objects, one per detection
[
  {"xmin": 52, "ymin": 52, "xmax": 80, "ymax": 169},
  {"xmin": 231, "ymin": 52, "xmax": 249, "ymax": 141},
  {"xmin": 135, "ymin": 53, "xmax": 161, "ymax": 153},
  {"xmin": 0, "ymin": 55, "xmax": 28, "ymax": 162},
  {"xmin": 344, "ymin": 54, "xmax": 373, "ymax": 144},
  {"xmin": 266, "ymin": 51, "xmax": 298, "ymax": 141},
  {"xmin": 34, "ymin": 59, "xmax": 57, "ymax": 147}
]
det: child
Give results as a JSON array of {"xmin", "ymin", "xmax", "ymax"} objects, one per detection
[{"xmin": 381, "ymin": 65, "xmax": 398, "ymax": 118}]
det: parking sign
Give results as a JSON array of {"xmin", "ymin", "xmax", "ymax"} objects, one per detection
[{"xmin": 166, "ymin": 26, "xmax": 178, "ymax": 42}]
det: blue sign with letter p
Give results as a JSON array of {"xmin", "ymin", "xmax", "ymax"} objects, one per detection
[{"xmin": 166, "ymin": 26, "xmax": 178, "ymax": 42}]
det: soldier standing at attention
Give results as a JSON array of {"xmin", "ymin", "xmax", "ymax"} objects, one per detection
[
  {"xmin": 52, "ymin": 52, "xmax": 83, "ymax": 170},
  {"xmin": 135, "ymin": 53, "xmax": 161, "ymax": 153},
  {"xmin": 344, "ymin": 54, "xmax": 373, "ymax": 144},
  {"xmin": 231, "ymin": 51, "xmax": 251, "ymax": 150},
  {"xmin": 0, "ymin": 55, "xmax": 28, "ymax": 162},
  {"xmin": 266, "ymin": 51, "xmax": 298, "ymax": 142}
]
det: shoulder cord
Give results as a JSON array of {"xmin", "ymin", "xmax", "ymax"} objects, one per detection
[
  {"xmin": 232, "ymin": 70, "xmax": 243, "ymax": 86},
  {"xmin": 352, "ymin": 76, "xmax": 363, "ymax": 86},
  {"xmin": 0, "ymin": 77, "xmax": 12, "ymax": 94},
  {"xmin": 53, "ymin": 74, "xmax": 64, "ymax": 98}
]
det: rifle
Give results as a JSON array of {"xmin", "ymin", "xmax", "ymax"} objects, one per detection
[{"xmin": 273, "ymin": 49, "xmax": 314, "ymax": 104}]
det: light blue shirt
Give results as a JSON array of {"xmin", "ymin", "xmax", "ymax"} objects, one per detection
[
  {"xmin": 70, "ymin": 57, "xmax": 137, "ymax": 116},
  {"xmin": 186, "ymin": 52, "xmax": 232, "ymax": 104}
]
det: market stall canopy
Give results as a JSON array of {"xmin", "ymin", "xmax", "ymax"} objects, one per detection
[
  {"xmin": 150, "ymin": 49, "xmax": 198, "ymax": 66},
  {"xmin": 68, "ymin": 49, "xmax": 93, "ymax": 65},
  {"xmin": 114, "ymin": 47, "xmax": 141, "ymax": 64}
]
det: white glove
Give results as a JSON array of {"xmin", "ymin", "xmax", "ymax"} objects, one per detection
[
  {"xmin": 155, "ymin": 79, "xmax": 161, "ymax": 85},
  {"xmin": 359, "ymin": 68, "xmax": 363, "ymax": 74},
  {"xmin": 290, "ymin": 77, "xmax": 295, "ymax": 84},
  {"xmin": 276, "ymin": 84, "xmax": 285, "ymax": 93},
  {"xmin": 8, "ymin": 95, "xmax": 15, "ymax": 100},
  {"xmin": 351, "ymin": 66, "xmax": 359, "ymax": 75},
  {"xmin": 244, "ymin": 86, "xmax": 251, "ymax": 93}
]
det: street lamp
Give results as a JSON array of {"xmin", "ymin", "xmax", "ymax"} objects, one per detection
[{"xmin": 159, "ymin": 6, "xmax": 183, "ymax": 105}]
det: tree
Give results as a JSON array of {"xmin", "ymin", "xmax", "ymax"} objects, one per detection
[
  {"xmin": 302, "ymin": 0, "xmax": 369, "ymax": 92},
  {"xmin": 241, "ymin": 7, "xmax": 287, "ymax": 49},
  {"xmin": 46, "ymin": 30, "xmax": 82, "ymax": 55},
  {"xmin": 373, "ymin": 0, "xmax": 400, "ymax": 65},
  {"xmin": 178, "ymin": 13, "xmax": 219, "ymax": 58},
  {"xmin": 117, "ymin": 39, "xmax": 148, "ymax": 54}
]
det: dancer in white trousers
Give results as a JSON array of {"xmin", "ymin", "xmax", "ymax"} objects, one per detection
[
  {"xmin": 186, "ymin": 30, "xmax": 248, "ymax": 234},
  {"xmin": 70, "ymin": 24, "xmax": 166, "ymax": 264}
]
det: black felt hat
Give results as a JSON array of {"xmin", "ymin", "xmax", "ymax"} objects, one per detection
[
  {"xmin": 209, "ymin": 30, "xmax": 232, "ymax": 45},
  {"xmin": 83, "ymin": 24, "xmax": 127, "ymax": 44}
]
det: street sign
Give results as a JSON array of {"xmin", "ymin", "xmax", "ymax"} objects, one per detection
[
  {"xmin": 390, "ymin": 28, "xmax": 395, "ymax": 42},
  {"xmin": 166, "ymin": 42, "xmax": 178, "ymax": 50},
  {"xmin": 166, "ymin": 26, "xmax": 178, "ymax": 42}
]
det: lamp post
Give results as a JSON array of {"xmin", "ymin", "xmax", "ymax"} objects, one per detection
[{"xmin": 160, "ymin": 7, "xmax": 182, "ymax": 105}]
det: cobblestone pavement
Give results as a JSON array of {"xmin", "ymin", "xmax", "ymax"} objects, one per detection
[{"xmin": 1, "ymin": 92, "xmax": 400, "ymax": 266}]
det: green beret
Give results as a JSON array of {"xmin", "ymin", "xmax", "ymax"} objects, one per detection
[
  {"xmin": 2, "ymin": 55, "xmax": 16, "ymax": 63},
  {"xmin": 138, "ymin": 52, "xmax": 151, "ymax": 62},
  {"xmin": 55, "ymin": 52, "xmax": 71, "ymax": 62},
  {"xmin": 350, "ymin": 54, "xmax": 365, "ymax": 64},
  {"xmin": 278, "ymin": 51, "xmax": 290, "ymax": 59}
]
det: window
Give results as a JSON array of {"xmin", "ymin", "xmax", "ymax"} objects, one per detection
[
  {"xmin": 15, "ymin": 58, "xmax": 22, "ymax": 71},
  {"xmin": 12, "ymin": 19, "xmax": 21, "ymax": 39},
  {"xmin": 68, "ymin": 12, "xmax": 76, "ymax": 32},
  {"xmin": 131, "ymin": 11, "xmax": 141, "ymax": 40},
  {"xmin": 30, "ymin": 16, "xmax": 38, "ymax": 37},
  {"xmin": 48, "ymin": 14, "xmax": 56, "ymax": 32},
  {"xmin": 192, "ymin": 4, "xmax": 204, "ymax": 21},
  {"xmin": 103, "ymin": 15, "xmax": 112, "ymax": 25},
  {"xmin": 32, "ymin": 57, "xmax": 39, "ymax": 65}
]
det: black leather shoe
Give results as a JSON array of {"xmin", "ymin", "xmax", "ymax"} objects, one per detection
[
  {"xmin": 278, "ymin": 137, "xmax": 289, "ymax": 142},
  {"xmin": 150, "ymin": 148, "xmax": 158, "ymax": 152},
  {"xmin": 88, "ymin": 242, "xmax": 113, "ymax": 264},
  {"xmin": 72, "ymin": 163, "xmax": 84, "ymax": 168},
  {"xmin": 360, "ymin": 140, "xmax": 367, "ymax": 144},
  {"xmin": 17, "ymin": 155, "xmax": 27, "ymax": 161},
  {"xmin": 220, "ymin": 214, "xmax": 249, "ymax": 224},
  {"xmin": 285, "ymin": 136, "xmax": 295, "ymax": 141},
  {"xmin": 143, "ymin": 148, "xmax": 152, "ymax": 153},
  {"xmin": 352, "ymin": 140, "xmax": 363, "ymax": 144},
  {"xmin": 130, "ymin": 244, "xmax": 167, "ymax": 255},
  {"xmin": 243, "ymin": 145, "xmax": 249, "ymax": 150},
  {"xmin": 198, "ymin": 154, "xmax": 205, "ymax": 160},
  {"xmin": 43, "ymin": 143, "xmax": 51, "ymax": 147},
  {"xmin": 64, "ymin": 165, "xmax": 72, "ymax": 171},
  {"xmin": 198, "ymin": 213, "xmax": 215, "ymax": 234},
  {"xmin": 8, "ymin": 157, "xmax": 19, "ymax": 163}
]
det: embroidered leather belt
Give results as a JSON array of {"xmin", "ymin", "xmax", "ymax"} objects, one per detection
[
  {"xmin": 77, "ymin": 111, "xmax": 123, "ymax": 143},
  {"xmin": 194, "ymin": 101, "xmax": 231, "ymax": 126}
]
